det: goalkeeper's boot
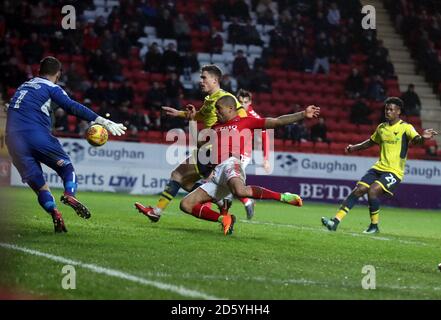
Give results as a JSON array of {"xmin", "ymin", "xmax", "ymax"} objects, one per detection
[
  {"xmin": 134, "ymin": 202, "xmax": 160, "ymax": 222},
  {"xmin": 281, "ymin": 193, "xmax": 303, "ymax": 207},
  {"xmin": 363, "ymin": 223, "xmax": 380, "ymax": 234},
  {"xmin": 220, "ymin": 213, "xmax": 236, "ymax": 236},
  {"xmin": 60, "ymin": 194, "xmax": 91, "ymax": 219},
  {"xmin": 52, "ymin": 209, "xmax": 67, "ymax": 233},
  {"xmin": 244, "ymin": 199, "xmax": 255, "ymax": 220},
  {"xmin": 321, "ymin": 217, "xmax": 339, "ymax": 231}
]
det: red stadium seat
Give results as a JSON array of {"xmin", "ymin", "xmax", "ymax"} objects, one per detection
[
  {"xmin": 314, "ymin": 142, "xmax": 330, "ymax": 154},
  {"xmin": 329, "ymin": 142, "xmax": 347, "ymax": 154}
]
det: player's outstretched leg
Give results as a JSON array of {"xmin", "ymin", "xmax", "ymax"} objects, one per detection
[
  {"xmin": 321, "ymin": 184, "xmax": 368, "ymax": 232},
  {"xmin": 246, "ymin": 185, "xmax": 302, "ymax": 207},
  {"xmin": 56, "ymin": 164, "xmax": 91, "ymax": 219}
]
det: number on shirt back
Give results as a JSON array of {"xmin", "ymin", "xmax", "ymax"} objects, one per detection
[{"xmin": 13, "ymin": 90, "xmax": 28, "ymax": 109}]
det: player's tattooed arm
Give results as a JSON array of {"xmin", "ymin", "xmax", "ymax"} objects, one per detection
[{"xmin": 411, "ymin": 129, "xmax": 439, "ymax": 145}]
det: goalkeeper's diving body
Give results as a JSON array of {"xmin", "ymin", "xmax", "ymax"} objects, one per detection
[{"xmin": 5, "ymin": 56, "xmax": 127, "ymax": 233}]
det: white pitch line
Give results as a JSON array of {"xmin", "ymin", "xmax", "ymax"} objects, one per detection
[
  {"xmin": 0, "ymin": 242, "xmax": 223, "ymax": 300},
  {"xmin": 240, "ymin": 219, "xmax": 431, "ymax": 247}
]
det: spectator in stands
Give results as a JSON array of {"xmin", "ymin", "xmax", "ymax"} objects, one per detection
[
  {"xmin": 174, "ymin": 13, "xmax": 191, "ymax": 52},
  {"xmin": 156, "ymin": 8, "xmax": 175, "ymax": 38},
  {"xmin": 250, "ymin": 65, "xmax": 272, "ymax": 93},
  {"xmin": 381, "ymin": 56, "xmax": 396, "ymax": 79},
  {"xmin": 100, "ymin": 30, "xmax": 115, "ymax": 56},
  {"xmin": 350, "ymin": 98, "xmax": 372, "ymax": 125},
  {"xmin": 84, "ymin": 81, "xmax": 103, "ymax": 105},
  {"xmin": 126, "ymin": 20, "xmax": 144, "ymax": 45},
  {"xmin": 310, "ymin": 117, "xmax": 329, "ymax": 143},
  {"xmin": 53, "ymin": 108, "xmax": 69, "ymax": 133},
  {"xmin": 285, "ymin": 120, "xmax": 310, "ymax": 143},
  {"xmin": 76, "ymin": 120, "xmax": 89, "ymax": 136},
  {"xmin": 1, "ymin": 56, "xmax": 26, "ymax": 88},
  {"xmin": 210, "ymin": 27, "xmax": 224, "ymax": 54},
  {"xmin": 106, "ymin": 53, "xmax": 124, "ymax": 82},
  {"xmin": 50, "ymin": 31, "xmax": 71, "ymax": 54},
  {"xmin": 64, "ymin": 63, "xmax": 88, "ymax": 92},
  {"xmin": 102, "ymin": 82, "xmax": 120, "ymax": 106},
  {"xmin": 425, "ymin": 145, "xmax": 439, "ymax": 160},
  {"xmin": 194, "ymin": 6, "xmax": 211, "ymax": 32},
  {"xmin": 114, "ymin": 29, "xmax": 132, "ymax": 58},
  {"xmin": 162, "ymin": 42, "xmax": 181, "ymax": 74},
  {"xmin": 21, "ymin": 32, "xmax": 44, "ymax": 65},
  {"xmin": 228, "ymin": 17, "xmax": 243, "ymax": 44},
  {"xmin": 164, "ymin": 72, "xmax": 184, "ymax": 108},
  {"xmin": 181, "ymin": 52, "xmax": 200, "ymax": 77},
  {"xmin": 146, "ymin": 81, "xmax": 166, "ymax": 109},
  {"xmin": 327, "ymin": 2, "xmax": 341, "ymax": 27},
  {"xmin": 315, "ymin": 11, "xmax": 329, "ymax": 34},
  {"xmin": 401, "ymin": 84, "xmax": 422, "ymax": 116},
  {"xmin": 367, "ymin": 45, "xmax": 389, "ymax": 77},
  {"xmin": 345, "ymin": 68, "xmax": 365, "ymax": 99},
  {"xmin": 269, "ymin": 25, "xmax": 285, "ymax": 49},
  {"xmin": 129, "ymin": 105, "xmax": 149, "ymax": 132},
  {"xmin": 230, "ymin": 0, "xmax": 250, "ymax": 21},
  {"xmin": 118, "ymin": 81, "xmax": 134, "ymax": 105},
  {"xmin": 243, "ymin": 19, "xmax": 263, "ymax": 45},
  {"xmin": 93, "ymin": 15, "xmax": 107, "ymax": 37},
  {"xmin": 213, "ymin": 0, "xmax": 231, "ymax": 21},
  {"xmin": 366, "ymin": 75, "xmax": 386, "ymax": 101},
  {"xmin": 30, "ymin": 1, "xmax": 49, "ymax": 24},
  {"xmin": 297, "ymin": 47, "xmax": 315, "ymax": 72},
  {"xmin": 144, "ymin": 42, "xmax": 163, "ymax": 73},
  {"xmin": 88, "ymin": 49, "xmax": 107, "ymax": 81},
  {"xmin": 333, "ymin": 34, "xmax": 350, "ymax": 64},
  {"xmin": 232, "ymin": 49, "xmax": 250, "ymax": 77},
  {"xmin": 220, "ymin": 74, "xmax": 237, "ymax": 93},
  {"xmin": 312, "ymin": 32, "xmax": 331, "ymax": 74},
  {"xmin": 256, "ymin": 0, "xmax": 275, "ymax": 25}
]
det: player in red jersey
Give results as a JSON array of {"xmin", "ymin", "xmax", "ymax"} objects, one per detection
[
  {"xmin": 217, "ymin": 89, "xmax": 272, "ymax": 220},
  {"xmin": 179, "ymin": 95, "xmax": 320, "ymax": 235}
]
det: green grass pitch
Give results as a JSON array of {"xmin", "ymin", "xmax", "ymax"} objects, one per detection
[{"xmin": 0, "ymin": 186, "xmax": 440, "ymax": 299}]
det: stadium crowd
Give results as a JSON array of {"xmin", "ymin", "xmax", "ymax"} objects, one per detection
[{"xmin": 0, "ymin": 0, "xmax": 439, "ymax": 159}]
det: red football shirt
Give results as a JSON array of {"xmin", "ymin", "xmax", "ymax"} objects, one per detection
[
  {"xmin": 247, "ymin": 105, "xmax": 270, "ymax": 160},
  {"xmin": 211, "ymin": 116, "xmax": 266, "ymax": 164}
]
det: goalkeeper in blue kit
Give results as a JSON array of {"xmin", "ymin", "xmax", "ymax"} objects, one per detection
[{"xmin": 5, "ymin": 56, "xmax": 127, "ymax": 232}]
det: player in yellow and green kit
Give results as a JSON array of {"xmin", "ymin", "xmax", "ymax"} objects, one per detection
[
  {"xmin": 321, "ymin": 97, "xmax": 438, "ymax": 233},
  {"xmin": 134, "ymin": 65, "xmax": 247, "ymax": 222}
]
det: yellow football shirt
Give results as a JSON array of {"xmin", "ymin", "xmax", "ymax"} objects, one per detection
[
  {"xmin": 194, "ymin": 89, "xmax": 246, "ymax": 128},
  {"xmin": 370, "ymin": 120, "xmax": 420, "ymax": 180}
]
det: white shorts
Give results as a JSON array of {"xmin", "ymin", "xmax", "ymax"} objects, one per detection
[{"xmin": 200, "ymin": 157, "xmax": 246, "ymax": 201}]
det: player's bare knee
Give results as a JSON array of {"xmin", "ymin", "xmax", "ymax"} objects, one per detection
[
  {"xmin": 170, "ymin": 170, "xmax": 183, "ymax": 183},
  {"xmin": 368, "ymin": 186, "xmax": 381, "ymax": 198},
  {"xmin": 230, "ymin": 185, "xmax": 246, "ymax": 198},
  {"xmin": 180, "ymin": 197, "xmax": 193, "ymax": 213},
  {"xmin": 354, "ymin": 185, "xmax": 368, "ymax": 197}
]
